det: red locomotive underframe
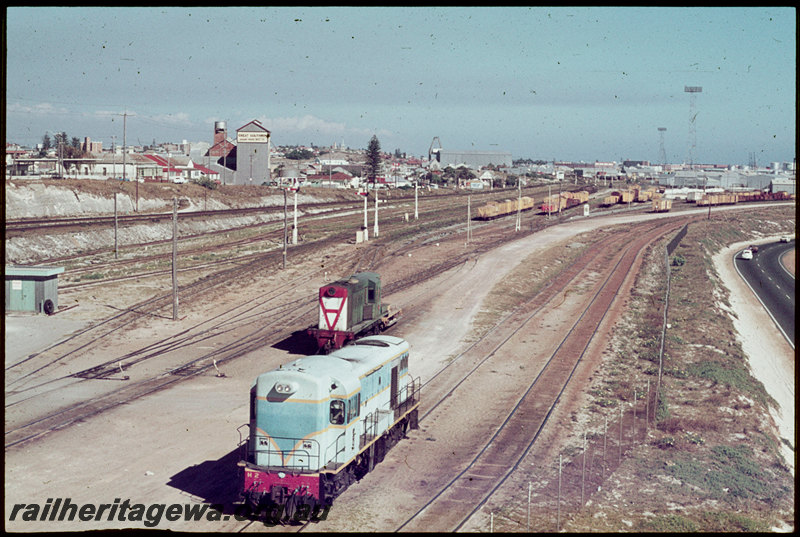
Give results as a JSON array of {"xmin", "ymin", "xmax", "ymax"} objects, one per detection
[{"xmin": 242, "ymin": 466, "xmax": 321, "ymax": 501}]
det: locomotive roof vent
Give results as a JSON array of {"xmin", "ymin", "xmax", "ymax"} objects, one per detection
[
  {"xmin": 325, "ymin": 286, "xmax": 337, "ymax": 297},
  {"xmin": 353, "ymin": 340, "xmax": 390, "ymax": 347}
]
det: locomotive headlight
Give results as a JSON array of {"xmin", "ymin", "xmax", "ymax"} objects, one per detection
[{"xmin": 274, "ymin": 382, "xmax": 297, "ymax": 394}]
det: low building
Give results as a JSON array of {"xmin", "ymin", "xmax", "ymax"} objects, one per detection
[{"xmin": 5, "ymin": 265, "xmax": 64, "ymax": 314}]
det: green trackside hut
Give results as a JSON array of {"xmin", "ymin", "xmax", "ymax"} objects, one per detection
[{"xmin": 5, "ymin": 266, "xmax": 65, "ymax": 315}]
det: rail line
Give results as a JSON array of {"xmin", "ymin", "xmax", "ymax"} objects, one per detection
[
  {"xmin": 5, "ymin": 201, "xmax": 521, "ymax": 448},
  {"xmin": 393, "ymin": 218, "xmax": 687, "ymax": 532},
  {"xmin": 2, "ymin": 189, "xmax": 615, "ymax": 454}
]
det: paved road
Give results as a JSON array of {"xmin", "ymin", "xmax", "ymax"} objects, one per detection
[{"xmin": 734, "ymin": 239, "xmax": 795, "ymax": 347}]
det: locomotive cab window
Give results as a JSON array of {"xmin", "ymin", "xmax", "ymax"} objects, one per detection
[{"xmin": 330, "ymin": 400, "xmax": 345, "ymax": 425}]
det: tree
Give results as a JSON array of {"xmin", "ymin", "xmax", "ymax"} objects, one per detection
[
  {"xmin": 365, "ymin": 135, "xmax": 382, "ymax": 184},
  {"xmin": 39, "ymin": 133, "xmax": 52, "ymax": 157},
  {"xmin": 285, "ymin": 148, "xmax": 314, "ymax": 160},
  {"xmin": 456, "ymin": 166, "xmax": 475, "ymax": 181}
]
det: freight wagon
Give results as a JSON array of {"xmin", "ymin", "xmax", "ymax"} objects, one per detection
[
  {"xmin": 618, "ymin": 190, "xmax": 636, "ymax": 203},
  {"xmin": 696, "ymin": 193, "xmax": 738, "ymax": 206},
  {"xmin": 652, "ymin": 198, "xmax": 672, "ymax": 212},
  {"xmin": 475, "ymin": 196, "xmax": 535, "ymax": 220},
  {"xmin": 736, "ymin": 190, "xmax": 792, "ymax": 203},
  {"xmin": 540, "ymin": 195, "xmax": 566, "ymax": 213},
  {"xmin": 540, "ymin": 191, "xmax": 588, "ymax": 213},
  {"xmin": 562, "ymin": 190, "xmax": 589, "ymax": 204}
]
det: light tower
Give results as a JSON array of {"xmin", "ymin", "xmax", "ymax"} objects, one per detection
[
  {"xmin": 658, "ymin": 127, "xmax": 667, "ymax": 167},
  {"xmin": 684, "ymin": 86, "xmax": 702, "ymax": 169}
]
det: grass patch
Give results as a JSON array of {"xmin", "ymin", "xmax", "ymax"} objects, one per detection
[
  {"xmin": 638, "ymin": 513, "xmax": 698, "ymax": 532},
  {"xmin": 687, "ymin": 360, "xmax": 771, "ymax": 405}
]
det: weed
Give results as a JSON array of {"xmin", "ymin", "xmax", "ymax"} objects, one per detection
[
  {"xmin": 687, "ymin": 360, "xmax": 770, "ymax": 405},
  {"xmin": 639, "ymin": 513, "xmax": 697, "ymax": 532}
]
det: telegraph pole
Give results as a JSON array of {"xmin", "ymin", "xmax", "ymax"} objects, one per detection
[
  {"xmin": 414, "ymin": 180, "xmax": 419, "ymax": 220},
  {"xmin": 283, "ymin": 188, "xmax": 288, "ymax": 269},
  {"xmin": 115, "ymin": 111, "xmax": 137, "ymax": 211},
  {"xmin": 111, "ymin": 135, "xmax": 117, "ymax": 178},
  {"xmin": 467, "ymin": 195, "xmax": 472, "ymax": 243},
  {"xmin": 515, "ymin": 178, "xmax": 522, "ymax": 231},
  {"xmin": 172, "ymin": 198, "xmax": 178, "ymax": 320},
  {"xmin": 361, "ymin": 189, "xmax": 369, "ymax": 241},
  {"xmin": 373, "ymin": 182, "xmax": 379, "ymax": 238},
  {"xmin": 114, "ymin": 193, "xmax": 118, "ymax": 259},
  {"xmin": 292, "ymin": 185, "xmax": 298, "ymax": 245},
  {"xmin": 223, "ymin": 121, "xmax": 228, "ymax": 186}
]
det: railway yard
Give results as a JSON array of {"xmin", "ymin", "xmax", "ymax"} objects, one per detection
[{"xmin": 4, "ymin": 178, "xmax": 796, "ymax": 532}]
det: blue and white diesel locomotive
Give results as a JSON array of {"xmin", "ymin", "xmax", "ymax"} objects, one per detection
[{"xmin": 239, "ymin": 335, "xmax": 420, "ymax": 518}]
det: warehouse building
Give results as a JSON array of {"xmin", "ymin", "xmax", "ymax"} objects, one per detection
[{"xmin": 433, "ymin": 149, "xmax": 512, "ymax": 169}]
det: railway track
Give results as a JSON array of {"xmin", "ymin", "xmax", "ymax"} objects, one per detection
[
  {"xmin": 4, "ymin": 180, "xmax": 611, "ymax": 447},
  {"xmin": 385, "ymin": 218, "xmax": 687, "ymax": 532},
  {"xmin": 5, "ymin": 191, "xmax": 549, "ymax": 449}
]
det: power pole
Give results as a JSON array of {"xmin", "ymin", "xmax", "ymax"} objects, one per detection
[
  {"xmin": 172, "ymin": 198, "xmax": 178, "ymax": 321},
  {"xmin": 111, "ymin": 135, "xmax": 117, "ymax": 178},
  {"xmin": 373, "ymin": 183, "xmax": 379, "ymax": 238},
  {"xmin": 292, "ymin": 186, "xmax": 298, "ymax": 245},
  {"xmin": 414, "ymin": 180, "xmax": 419, "ymax": 220},
  {"xmin": 114, "ymin": 111, "xmax": 136, "ymax": 211},
  {"xmin": 515, "ymin": 179, "xmax": 522, "ymax": 231},
  {"xmin": 283, "ymin": 189, "xmax": 288, "ymax": 269},
  {"xmin": 114, "ymin": 193, "xmax": 118, "ymax": 259},
  {"xmin": 467, "ymin": 195, "xmax": 472, "ymax": 243},
  {"xmin": 223, "ymin": 121, "xmax": 228, "ymax": 186}
]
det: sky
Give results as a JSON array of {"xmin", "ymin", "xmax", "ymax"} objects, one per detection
[{"xmin": 5, "ymin": 6, "xmax": 796, "ymax": 165}]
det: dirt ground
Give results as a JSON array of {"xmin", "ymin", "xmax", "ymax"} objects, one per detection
[{"xmin": 4, "ymin": 205, "xmax": 793, "ymax": 532}]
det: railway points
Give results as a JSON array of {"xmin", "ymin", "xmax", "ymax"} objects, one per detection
[{"xmin": 4, "ymin": 179, "xmax": 795, "ymax": 532}]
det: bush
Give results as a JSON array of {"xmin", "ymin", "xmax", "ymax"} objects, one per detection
[{"xmin": 193, "ymin": 176, "xmax": 219, "ymax": 190}]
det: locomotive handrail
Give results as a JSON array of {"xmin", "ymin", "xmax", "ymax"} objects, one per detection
[
  {"xmin": 324, "ymin": 431, "xmax": 348, "ymax": 469},
  {"xmin": 250, "ymin": 435, "xmax": 321, "ymax": 471},
  {"xmin": 237, "ymin": 423, "xmax": 251, "ymax": 462}
]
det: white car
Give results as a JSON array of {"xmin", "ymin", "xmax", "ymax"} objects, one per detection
[
  {"xmin": 741, "ymin": 249, "xmax": 753, "ymax": 260},
  {"xmin": 780, "ymin": 236, "xmax": 791, "ymax": 243}
]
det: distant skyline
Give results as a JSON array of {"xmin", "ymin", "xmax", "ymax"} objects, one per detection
[{"xmin": 5, "ymin": 6, "xmax": 796, "ymax": 165}]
